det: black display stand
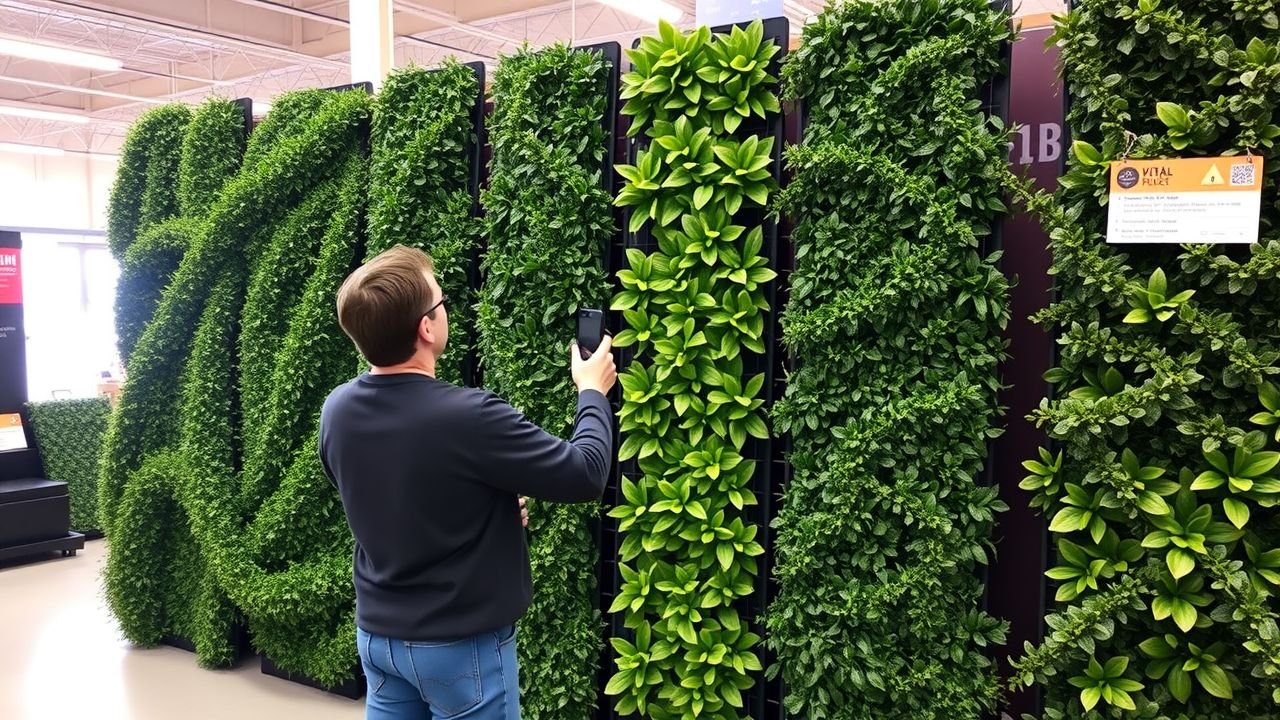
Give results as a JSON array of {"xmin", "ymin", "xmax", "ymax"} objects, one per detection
[
  {"xmin": 462, "ymin": 60, "xmax": 487, "ymax": 388},
  {"xmin": 0, "ymin": 478, "xmax": 84, "ymax": 562},
  {"xmin": 261, "ymin": 656, "xmax": 365, "ymax": 700},
  {"xmin": 160, "ymin": 622, "xmax": 251, "ymax": 662},
  {"xmin": 0, "ymin": 232, "xmax": 84, "ymax": 566}
]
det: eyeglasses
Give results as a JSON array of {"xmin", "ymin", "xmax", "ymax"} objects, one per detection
[{"xmin": 422, "ymin": 294, "xmax": 446, "ymax": 320}]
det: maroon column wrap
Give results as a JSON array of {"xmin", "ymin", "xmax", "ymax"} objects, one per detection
[{"xmin": 988, "ymin": 25, "xmax": 1063, "ymax": 719}]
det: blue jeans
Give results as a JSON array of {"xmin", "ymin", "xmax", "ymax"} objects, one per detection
[{"xmin": 357, "ymin": 626, "xmax": 520, "ymax": 720}]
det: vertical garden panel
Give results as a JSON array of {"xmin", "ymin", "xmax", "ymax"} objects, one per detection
[
  {"xmin": 99, "ymin": 98, "xmax": 251, "ymax": 666},
  {"xmin": 766, "ymin": 2, "xmax": 1012, "ymax": 718},
  {"xmin": 101, "ymin": 90, "xmax": 368, "ymax": 671},
  {"xmin": 368, "ymin": 61, "xmax": 485, "ymax": 386},
  {"xmin": 478, "ymin": 42, "xmax": 617, "ymax": 720},
  {"xmin": 1009, "ymin": 1, "xmax": 1280, "ymax": 717},
  {"xmin": 607, "ymin": 19, "xmax": 785, "ymax": 720}
]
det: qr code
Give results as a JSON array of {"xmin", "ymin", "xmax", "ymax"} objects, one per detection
[{"xmin": 1231, "ymin": 162, "xmax": 1256, "ymax": 186}]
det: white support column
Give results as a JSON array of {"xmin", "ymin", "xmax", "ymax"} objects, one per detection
[{"xmin": 349, "ymin": 0, "xmax": 394, "ymax": 90}]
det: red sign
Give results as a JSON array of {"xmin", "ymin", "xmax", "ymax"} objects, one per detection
[{"xmin": 0, "ymin": 248, "xmax": 20, "ymax": 305}]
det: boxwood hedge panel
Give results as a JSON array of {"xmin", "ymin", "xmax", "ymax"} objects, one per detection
[
  {"xmin": 180, "ymin": 141, "xmax": 368, "ymax": 685},
  {"xmin": 98, "ymin": 98, "xmax": 248, "ymax": 536},
  {"xmin": 478, "ymin": 43, "xmax": 614, "ymax": 720},
  {"xmin": 27, "ymin": 397, "xmax": 110, "ymax": 533},
  {"xmin": 101, "ymin": 90, "xmax": 365, "ymax": 669},
  {"xmin": 767, "ymin": 2, "xmax": 1012, "ymax": 718},
  {"xmin": 107, "ymin": 104, "xmax": 192, "ymax": 364}
]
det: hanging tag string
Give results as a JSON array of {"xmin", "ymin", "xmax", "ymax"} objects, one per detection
[{"xmin": 1120, "ymin": 130, "xmax": 1138, "ymax": 163}]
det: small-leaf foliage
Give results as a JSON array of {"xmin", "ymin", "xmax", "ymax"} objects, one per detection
[
  {"xmin": 368, "ymin": 62, "xmax": 481, "ymax": 385},
  {"xmin": 478, "ymin": 43, "xmax": 613, "ymax": 720},
  {"xmin": 767, "ymin": 1, "xmax": 1012, "ymax": 718}
]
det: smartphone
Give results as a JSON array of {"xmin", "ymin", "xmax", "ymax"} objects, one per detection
[{"xmin": 576, "ymin": 309, "xmax": 606, "ymax": 359}]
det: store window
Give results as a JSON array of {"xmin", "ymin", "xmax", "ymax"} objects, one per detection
[{"xmin": 21, "ymin": 233, "xmax": 121, "ymax": 401}]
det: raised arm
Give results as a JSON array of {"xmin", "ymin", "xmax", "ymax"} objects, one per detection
[{"xmin": 468, "ymin": 336, "xmax": 618, "ymax": 501}]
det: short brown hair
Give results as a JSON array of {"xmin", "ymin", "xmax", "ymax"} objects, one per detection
[{"xmin": 336, "ymin": 245, "xmax": 437, "ymax": 367}]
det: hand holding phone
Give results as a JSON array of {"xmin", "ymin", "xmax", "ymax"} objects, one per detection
[
  {"xmin": 572, "ymin": 309, "xmax": 616, "ymax": 395},
  {"xmin": 576, "ymin": 309, "xmax": 605, "ymax": 360}
]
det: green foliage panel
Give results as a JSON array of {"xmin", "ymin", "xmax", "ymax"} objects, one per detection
[
  {"xmin": 369, "ymin": 62, "xmax": 480, "ymax": 385},
  {"xmin": 478, "ymin": 43, "xmax": 613, "ymax": 720},
  {"xmin": 99, "ymin": 98, "xmax": 247, "ymax": 537},
  {"xmin": 608, "ymin": 20, "xmax": 779, "ymax": 720},
  {"xmin": 180, "ymin": 90, "xmax": 368, "ymax": 682},
  {"xmin": 767, "ymin": 2, "xmax": 1012, "ymax": 718},
  {"xmin": 1008, "ymin": 1, "xmax": 1280, "ymax": 717},
  {"xmin": 101, "ymin": 90, "xmax": 369, "ymax": 676},
  {"xmin": 107, "ymin": 103, "xmax": 193, "ymax": 364},
  {"xmin": 27, "ymin": 397, "xmax": 110, "ymax": 532}
]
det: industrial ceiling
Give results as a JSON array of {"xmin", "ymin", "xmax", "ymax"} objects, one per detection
[{"xmin": 0, "ymin": 0, "xmax": 1061, "ymax": 156}]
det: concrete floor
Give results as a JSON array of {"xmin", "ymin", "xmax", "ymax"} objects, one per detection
[{"xmin": 0, "ymin": 540, "xmax": 364, "ymax": 720}]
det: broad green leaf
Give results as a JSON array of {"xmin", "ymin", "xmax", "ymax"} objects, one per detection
[
  {"xmin": 1167, "ymin": 548, "xmax": 1196, "ymax": 579},
  {"xmin": 1171, "ymin": 599, "xmax": 1198, "ymax": 632},
  {"xmin": 1168, "ymin": 666, "xmax": 1192, "ymax": 703},
  {"xmin": 1195, "ymin": 663, "xmax": 1234, "ymax": 699},
  {"xmin": 1223, "ymin": 497, "xmax": 1250, "ymax": 529}
]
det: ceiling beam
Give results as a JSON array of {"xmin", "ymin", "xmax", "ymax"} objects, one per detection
[
  {"xmin": 0, "ymin": 74, "xmax": 167, "ymax": 104},
  {"xmin": 221, "ymin": 0, "xmax": 495, "ymax": 60},
  {"xmin": 394, "ymin": 0, "xmax": 522, "ymax": 46},
  {"xmin": 28, "ymin": 0, "xmax": 350, "ymax": 70},
  {"xmin": 224, "ymin": 0, "xmax": 347, "ymax": 26}
]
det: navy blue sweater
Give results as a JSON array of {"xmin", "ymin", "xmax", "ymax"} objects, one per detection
[{"xmin": 319, "ymin": 373, "xmax": 612, "ymax": 640}]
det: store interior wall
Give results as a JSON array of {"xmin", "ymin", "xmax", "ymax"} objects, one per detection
[{"xmin": 0, "ymin": 152, "xmax": 120, "ymax": 402}]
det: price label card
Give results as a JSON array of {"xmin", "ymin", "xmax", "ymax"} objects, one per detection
[
  {"xmin": 0, "ymin": 413, "xmax": 26, "ymax": 452},
  {"xmin": 1107, "ymin": 156, "xmax": 1264, "ymax": 244}
]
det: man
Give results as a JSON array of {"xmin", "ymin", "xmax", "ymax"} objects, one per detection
[{"xmin": 320, "ymin": 244, "xmax": 616, "ymax": 720}]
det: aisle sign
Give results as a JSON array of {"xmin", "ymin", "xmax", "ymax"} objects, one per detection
[
  {"xmin": 0, "ymin": 413, "xmax": 26, "ymax": 452},
  {"xmin": 1107, "ymin": 156, "xmax": 1264, "ymax": 244}
]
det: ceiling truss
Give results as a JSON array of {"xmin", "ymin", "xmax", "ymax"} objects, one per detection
[{"xmin": 0, "ymin": 0, "xmax": 984, "ymax": 154}]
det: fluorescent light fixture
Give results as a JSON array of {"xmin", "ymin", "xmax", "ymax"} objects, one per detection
[
  {"xmin": 595, "ymin": 0, "xmax": 684, "ymax": 24},
  {"xmin": 0, "ymin": 142, "xmax": 65, "ymax": 157},
  {"xmin": 0, "ymin": 104, "xmax": 90, "ymax": 124},
  {"xmin": 0, "ymin": 38, "xmax": 123, "ymax": 72}
]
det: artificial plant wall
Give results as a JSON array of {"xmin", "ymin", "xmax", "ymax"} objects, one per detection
[
  {"xmin": 101, "ymin": 96, "xmax": 252, "ymax": 665},
  {"xmin": 102, "ymin": 90, "xmax": 369, "ymax": 676},
  {"xmin": 99, "ymin": 98, "xmax": 245, "ymax": 537},
  {"xmin": 1010, "ymin": 1, "xmax": 1280, "ymax": 718},
  {"xmin": 608, "ymin": 20, "xmax": 779, "ymax": 720},
  {"xmin": 767, "ymin": 1, "xmax": 1012, "ymax": 717},
  {"xmin": 477, "ymin": 44, "xmax": 613, "ymax": 720},
  {"xmin": 27, "ymin": 397, "xmax": 110, "ymax": 532},
  {"xmin": 107, "ymin": 104, "xmax": 193, "ymax": 365},
  {"xmin": 369, "ymin": 62, "xmax": 481, "ymax": 385}
]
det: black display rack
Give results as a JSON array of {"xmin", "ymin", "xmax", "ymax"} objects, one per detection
[
  {"xmin": 977, "ymin": 0, "xmax": 1013, "ymax": 613},
  {"xmin": 596, "ymin": 17, "xmax": 791, "ymax": 720},
  {"xmin": 462, "ymin": 60, "xmax": 487, "ymax": 389},
  {"xmin": 262, "ymin": 655, "xmax": 364, "ymax": 699},
  {"xmin": 574, "ymin": 38, "xmax": 625, "ymax": 720}
]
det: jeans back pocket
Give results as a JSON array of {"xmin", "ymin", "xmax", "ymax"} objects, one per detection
[{"xmin": 405, "ymin": 637, "xmax": 483, "ymax": 717}]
